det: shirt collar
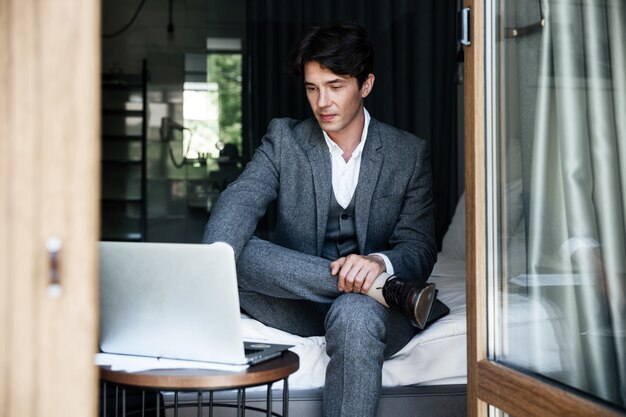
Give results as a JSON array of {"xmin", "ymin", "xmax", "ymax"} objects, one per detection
[{"xmin": 323, "ymin": 108, "xmax": 371, "ymax": 159}]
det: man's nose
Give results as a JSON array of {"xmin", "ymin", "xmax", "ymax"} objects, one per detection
[{"xmin": 317, "ymin": 90, "xmax": 331, "ymax": 107}]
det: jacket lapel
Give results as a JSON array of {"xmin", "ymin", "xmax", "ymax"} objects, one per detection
[
  {"xmin": 304, "ymin": 124, "xmax": 332, "ymax": 255},
  {"xmin": 355, "ymin": 119, "xmax": 383, "ymax": 254}
]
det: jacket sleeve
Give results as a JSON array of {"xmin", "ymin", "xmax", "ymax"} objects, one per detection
[
  {"xmin": 377, "ymin": 139, "xmax": 437, "ymax": 283},
  {"xmin": 202, "ymin": 119, "xmax": 284, "ymax": 258}
]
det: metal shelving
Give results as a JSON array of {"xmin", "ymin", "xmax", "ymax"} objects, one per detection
[{"xmin": 100, "ymin": 60, "xmax": 148, "ymax": 242}]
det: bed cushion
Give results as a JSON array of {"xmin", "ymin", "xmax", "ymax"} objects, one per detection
[{"xmin": 440, "ymin": 192, "xmax": 466, "ymax": 261}]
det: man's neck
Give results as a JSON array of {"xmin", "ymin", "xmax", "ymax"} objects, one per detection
[{"xmin": 326, "ymin": 111, "xmax": 365, "ymax": 161}]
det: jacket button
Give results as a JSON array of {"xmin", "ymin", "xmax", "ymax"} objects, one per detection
[{"xmin": 341, "ymin": 213, "xmax": 350, "ymax": 220}]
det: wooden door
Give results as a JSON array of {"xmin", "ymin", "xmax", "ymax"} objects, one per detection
[
  {"xmin": 0, "ymin": 0, "xmax": 100, "ymax": 416},
  {"xmin": 464, "ymin": 1, "xmax": 625, "ymax": 416}
]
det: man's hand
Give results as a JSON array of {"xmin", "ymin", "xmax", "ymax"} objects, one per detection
[{"xmin": 330, "ymin": 254, "xmax": 386, "ymax": 294}]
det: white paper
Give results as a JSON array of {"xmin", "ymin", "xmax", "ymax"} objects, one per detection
[{"xmin": 95, "ymin": 353, "xmax": 249, "ymax": 373}]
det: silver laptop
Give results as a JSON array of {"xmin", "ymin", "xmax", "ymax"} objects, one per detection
[{"xmin": 99, "ymin": 241, "xmax": 292, "ymax": 365}]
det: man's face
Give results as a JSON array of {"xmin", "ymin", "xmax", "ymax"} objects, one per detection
[{"xmin": 303, "ymin": 61, "xmax": 374, "ymax": 138}]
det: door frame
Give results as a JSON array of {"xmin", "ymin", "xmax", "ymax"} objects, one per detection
[
  {"xmin": 0, "ymin": 0, "xmax": 100, "ymax": 415},
  {"xmin": 464, "ymin": 1, "xmax": 625, "ymax": 416}
]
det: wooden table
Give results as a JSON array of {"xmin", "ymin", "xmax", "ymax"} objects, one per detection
[{"xmin": 99, "ymin": 351, "xmax": 299, "ymax": 417}]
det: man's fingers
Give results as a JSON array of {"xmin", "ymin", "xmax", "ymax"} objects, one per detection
[
  {"xmin": 360, "ymin": 269, "xmax": 380, "ymax": 294},
  {"xmin": 332, "ymin": 257, "xmax": 353, "ymax": 291},
  {"xmin": 330, "ymin": 257, "xmax": 346, "ymax": 276},
  {"xmin": 334, "ymin": 255, "xmax": 385, "ymax": 293},
  {"xmin": 346, "ymin": 265, "xmax": 367, "ymax": 293},
  {"xmin": 343, "ymin": 263, "xmax": 362, "ymax": 292}
]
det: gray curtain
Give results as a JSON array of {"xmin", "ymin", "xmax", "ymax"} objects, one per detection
[{"xmin": 528, "ymin": 0, "xmax": 626, "ymax": 406}]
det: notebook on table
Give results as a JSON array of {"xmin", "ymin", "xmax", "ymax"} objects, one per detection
[{"xmin": 99, "ymin": 241, "xmax": 292, "ymax": 366}]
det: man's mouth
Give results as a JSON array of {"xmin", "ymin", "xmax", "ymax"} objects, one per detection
[{"xmin": 319, "ymin": 114, "xmax": 335, "ymax": 122}]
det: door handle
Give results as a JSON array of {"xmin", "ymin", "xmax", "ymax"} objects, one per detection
[
  {"xmin": 46, "ymin": 236, "xmax": 63, "ymax": 298},
  {"xmin": 458, "ymin": 7, "xmax": 471, "ymax": 46}
]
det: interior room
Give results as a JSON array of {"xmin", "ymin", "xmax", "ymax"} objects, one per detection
[
  {"xmin": 99, "ymin": 0, "xmax": 626, "ymax": 415},
  {"xmin": 2, "ymin": 0, "xmax": 625, "ymax": 416},
  {"xmin": 99, "ymin": 0, "xmax": 465, "ymax": 415},
  {"xmin": 100, "ymin": 0, "xmax": 464, "ymax": 246}
]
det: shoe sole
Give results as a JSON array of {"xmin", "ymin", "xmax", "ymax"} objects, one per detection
[{"xmin": 412, "ymin": 283, "xmax": 436, "ymax": 329}]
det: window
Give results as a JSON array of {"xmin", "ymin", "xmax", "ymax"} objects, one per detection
[
  {"xmin": 487, "ymin": 0, "xmax": 626, "ymax": 410},
  {"xmin": 184, "ymin": 45, "xmax": 242, "ymax": 171}
]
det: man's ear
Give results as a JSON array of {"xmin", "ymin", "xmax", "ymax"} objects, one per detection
[{"xmin": 361, "ymin": 74, "xmax": 375, "ymax": 98}]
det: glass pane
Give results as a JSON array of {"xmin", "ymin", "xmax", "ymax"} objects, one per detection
[
  {"xmin": 183, "ymin": 53, "xmax": 242, "ymax": 166},
  {"xmin": 489, "ymin": 405, "xmax": 510, "ymax": 417},
  {"xmin": 182, "ymin": 53, "xmax": 243, "ymax": 211},
  {"xmin": 489, "ymin": 0, "xmax": 626, "ymax": 409}
]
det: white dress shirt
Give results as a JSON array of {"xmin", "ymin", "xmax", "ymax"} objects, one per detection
[{"xmin": 322, "ymin": 109, "xmax": 394, "ymax": 274}]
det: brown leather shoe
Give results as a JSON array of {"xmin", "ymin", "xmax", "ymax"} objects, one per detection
[{"xmin": 382, "ymin": 276, "xmax": 437, "ymax": 329}]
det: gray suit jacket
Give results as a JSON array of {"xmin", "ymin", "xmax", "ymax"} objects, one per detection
[{"xmin": 203, "ymin": 117, "xmax": 437, "ymax": 282}]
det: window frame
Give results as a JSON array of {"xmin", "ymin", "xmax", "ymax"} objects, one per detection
[{"xmin": 464, "ymin": 1, "xmax": 626, "ymax": 416}]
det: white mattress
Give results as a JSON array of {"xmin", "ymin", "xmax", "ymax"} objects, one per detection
[{"xmin": 241, "ymin": 255, "xmax": 468, "ymax": 389}]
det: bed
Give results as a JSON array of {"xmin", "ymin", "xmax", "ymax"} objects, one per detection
[
  {"xmin": 232, "ymin": 257, "xmax": 468, "ymax": 416},
  {"xmin": 238, "ymin": 257, "xmax": 467, "ymax": 390},
  {"xmin": 164, "ymin": 196, "xmax": 470, "ymax": 416}
]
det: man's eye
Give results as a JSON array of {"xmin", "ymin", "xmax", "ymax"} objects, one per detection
[
  {"xmin": 306, "ymin": 86, "xmax": 317, "ymax": 92},
  {"xmin": 331, "ymin": 85, "xmax": 343, "ymax": 90}
]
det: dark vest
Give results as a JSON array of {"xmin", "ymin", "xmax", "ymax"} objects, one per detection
[{"xmin": 322, "ymin": 191, "xmax": 359, "ymax": 260}]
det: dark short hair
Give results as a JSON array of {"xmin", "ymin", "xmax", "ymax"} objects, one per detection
[{"xmin": 290, "ymin": 22, "xmax": 374, "ymax": 88}]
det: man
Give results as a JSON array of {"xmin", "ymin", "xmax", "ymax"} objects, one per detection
[{"xmin": 203, "ymin": 22, "xmax": 448, "ymax": 417}]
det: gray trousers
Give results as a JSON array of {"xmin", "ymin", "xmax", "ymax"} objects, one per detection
[{"xmin": 236, "ymin": 237, "xmax": 417, "ymax": 417}]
